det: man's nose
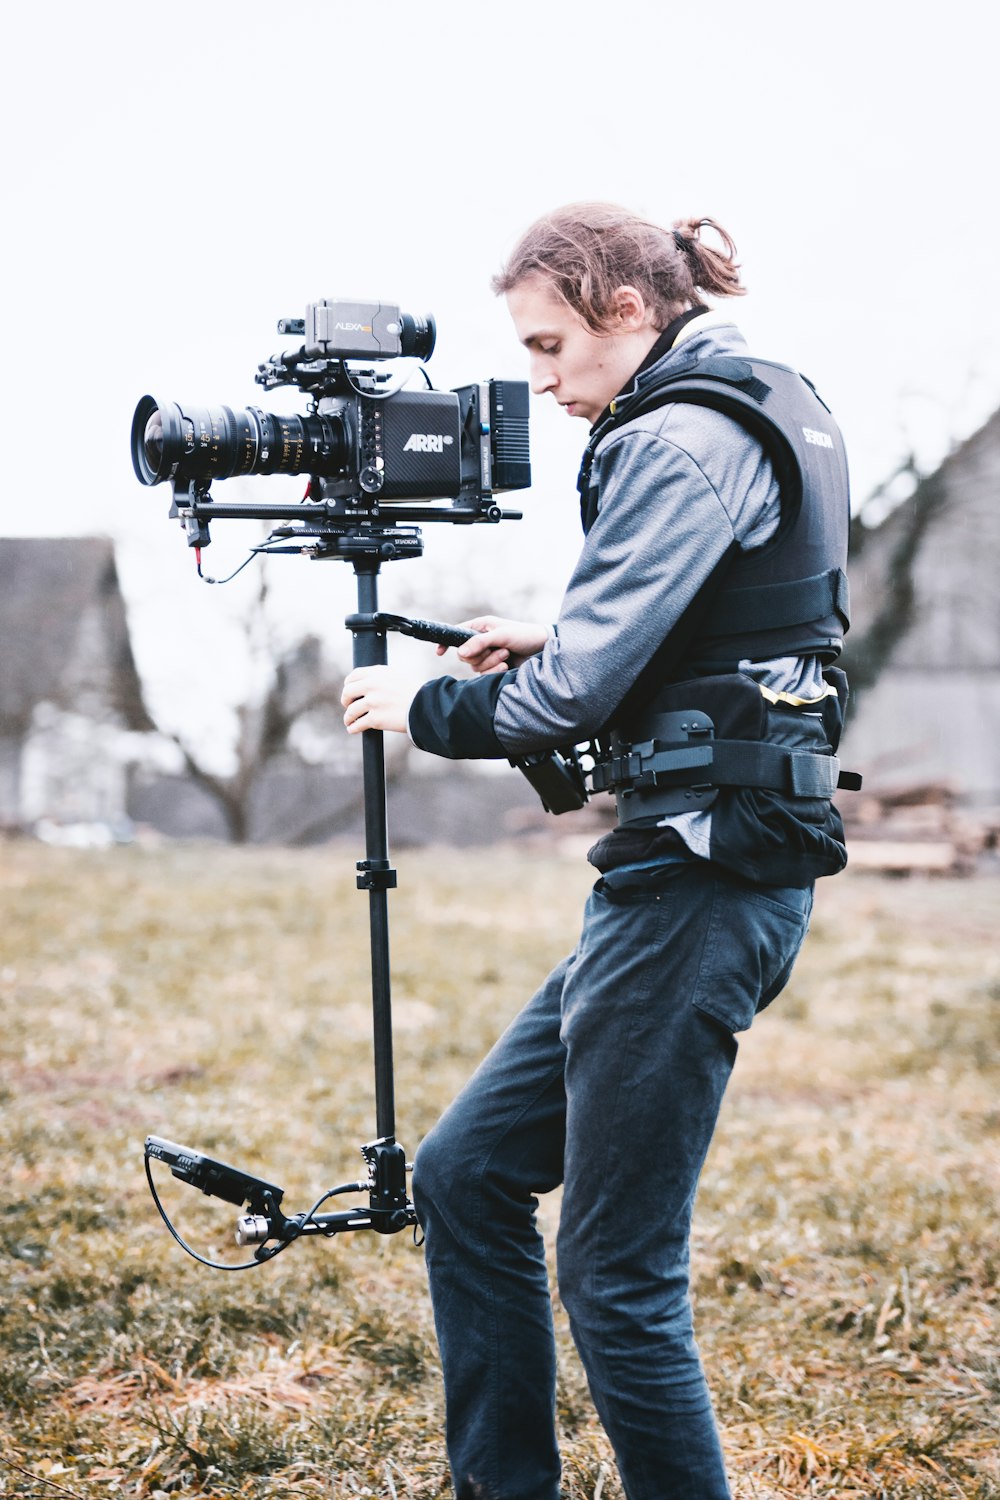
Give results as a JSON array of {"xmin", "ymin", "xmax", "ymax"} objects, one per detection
[{"xmin": 530, "ymin": 358, "xmax": 556, "ymax": 395}]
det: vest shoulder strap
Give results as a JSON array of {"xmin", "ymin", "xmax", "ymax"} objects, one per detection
[
  {"xmin": 579, "ymin": 356, "xmax": 807, "ymax": 527},
  {"xmin": 585, "ymin": 354, "xmax": 851, "ymax": 708}
]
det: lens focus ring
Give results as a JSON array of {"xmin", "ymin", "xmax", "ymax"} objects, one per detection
[{"xmin": 131, "ymin": 397, "xmax": 348, "ymax": 486}]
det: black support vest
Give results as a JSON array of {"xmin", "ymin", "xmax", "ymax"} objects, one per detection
[
  {"xmin": 579, "ymin": 353, "xmax": 852, "ymax": 697},
  {"xmin": 579, "ymin": 352, "xmax": 859, "ymax": 885}
]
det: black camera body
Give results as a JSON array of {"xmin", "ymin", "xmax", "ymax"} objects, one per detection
[
  {"xmin": 131, "ymin": 297, "xmax": 530, "ymax": 525},
  {"xmin": 321, "ymin": 380, "xmax": 530, "ymax": 503}
]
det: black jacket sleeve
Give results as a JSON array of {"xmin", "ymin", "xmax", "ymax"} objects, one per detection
[{"xmin": 408, "ymin": 670, "xmax": 517, "ymax": 759}]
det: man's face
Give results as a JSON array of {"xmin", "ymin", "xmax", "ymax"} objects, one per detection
[{"xmin": 506, "ymin": 274, "xmax": 659, "ymax": 426}]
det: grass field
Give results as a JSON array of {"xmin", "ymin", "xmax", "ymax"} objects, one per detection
[{"xmin": 1, "ymin": 839, "xmax": 998, "ymax": 1499}]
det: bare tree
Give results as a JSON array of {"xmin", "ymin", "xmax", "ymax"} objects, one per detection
[{"xmin": 155, "ymin": 572, "xmax": 398, "ymax": 843}]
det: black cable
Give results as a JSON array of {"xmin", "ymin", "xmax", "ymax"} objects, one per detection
[
  {"xmin": 339, "ymin": 358, "xmax": 428, "ymax": 402},
  {"xmin": 144, "ymin": 1153, "xmax": 280, "ymax": 1271},
  {"xmin": 195, "ymin": 549, "xmax": 260, "ymax": 586},
  {"xmin": 196, "ymin": 534, "xmax": 313, "ymax": 585},
  {"xmin": 296, "ymin": 1180, "xmax": 369, "ymax": 1235}
]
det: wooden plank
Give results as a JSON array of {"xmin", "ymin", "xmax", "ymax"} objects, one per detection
[{"xmin": 846, "ymin": 840, "xmax": 958, "ymax": 871}]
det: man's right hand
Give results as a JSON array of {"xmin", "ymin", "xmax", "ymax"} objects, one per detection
[{"xmin": 438, "ymin": 616, "xmax": 550, "ymax": 675}]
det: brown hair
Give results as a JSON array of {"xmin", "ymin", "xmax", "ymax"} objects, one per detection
[{"xmin": 491, "ymin": 202, "xmax": 746, "ymax": 332}]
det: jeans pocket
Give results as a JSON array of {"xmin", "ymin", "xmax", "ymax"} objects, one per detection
[
  {"xmin": 691, "ymin": 881, "xmax": 812, "ymax": 1033},
  {"xmin": 593, "ymin": 863, "xmax": 689, "ymax": 906}
]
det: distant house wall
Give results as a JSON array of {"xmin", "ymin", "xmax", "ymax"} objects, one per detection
[
  {"xmin": 0, "ymin": 538, "xmax": 152, "ymax": 829},
  {"xmin": 842, "ymin": 409, "xmax": 1000, "ymax": 799},
  {"xmin": 0, "ymin": 738, "xmax": 21, "ymax": 823},
  {"xmin": 20, "ymin": 707, "xmax": 133, "ymax": 828},
  {"xmin": 842, "ymin": 673, "xmax": 1000, "ymax": 797}
]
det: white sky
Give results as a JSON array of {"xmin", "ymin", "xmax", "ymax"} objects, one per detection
[{"xmin": 2, "ymin": 0, "xmax": 997, "ymax": 748}]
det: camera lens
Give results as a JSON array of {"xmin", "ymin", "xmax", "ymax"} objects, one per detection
[
  {"xmin": 399, "ymin": 313, "xmax": 436, "ymax": 361},
  {"xmin": 131, "ymin": 396, "xmax": 349, "ymax": 486},
  {"xmin": 143, "ymin": 408, "xmax": 165, "ymax": 469}
]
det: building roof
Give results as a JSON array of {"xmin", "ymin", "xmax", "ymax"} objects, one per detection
[{"xmin": 0, "ymin": 537, "xmax": 153, "ymax": 734}]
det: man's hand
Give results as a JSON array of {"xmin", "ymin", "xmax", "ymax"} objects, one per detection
[
  {"xmin": 439, "ymin": 616, "xmax": 549, "ymax": 675},
  {"xmin": 341, "ymin": 665, "xmax": 415, "ymax": 735}
]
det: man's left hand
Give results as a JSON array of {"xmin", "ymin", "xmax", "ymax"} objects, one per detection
[{"xmin": 341, "ymin": 665, "xmax": 415, "ymax": 735}]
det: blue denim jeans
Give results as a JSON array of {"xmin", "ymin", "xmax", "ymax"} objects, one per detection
[{"xmin": 412, "ymin": 861, "xmax": 813, "ymax": 1500}]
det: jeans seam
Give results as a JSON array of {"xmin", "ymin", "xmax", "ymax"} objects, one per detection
[
  {"xmin": 470, "ymin": 1057, "xmax": 567, "ymax": 1496},
  {"xmin": 581, "ymin": 894, "xmax": 673, "ymax": 1378}
]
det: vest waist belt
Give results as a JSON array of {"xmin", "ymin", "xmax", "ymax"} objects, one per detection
[{"xmin": 590, "ymin": 738, "xmax": 858, "ymax": 799}]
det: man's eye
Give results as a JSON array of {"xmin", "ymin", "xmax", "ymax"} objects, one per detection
[{"xmin": 540, "ymin": 344, "xmax": 560, "ymax": 355}]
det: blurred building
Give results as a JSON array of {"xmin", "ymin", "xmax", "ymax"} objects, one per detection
[
  {"xmin": 0, "ymin": 535, "xmax": 551, "ymax": 846},
  {"xmin": 0, "ymin": 537, "xmax": 153, "ymax": 832},
  {"xmin": 841, "ymin": 408, "xmax": 1000, "ymax": 803}
]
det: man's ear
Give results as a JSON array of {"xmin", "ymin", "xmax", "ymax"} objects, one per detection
[{"xmin": 612, "ymin": 285, "xmax": 649, "ymax": 330}]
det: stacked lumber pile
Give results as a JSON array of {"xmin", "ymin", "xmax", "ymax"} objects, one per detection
[{"xmin": 841, "ymin": 781, "xmax": 999, "ymax": 875}]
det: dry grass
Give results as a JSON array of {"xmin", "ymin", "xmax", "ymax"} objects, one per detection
[{"xmin": 1, "ymin": 839, "xmax": 997, "ymax": 1498}]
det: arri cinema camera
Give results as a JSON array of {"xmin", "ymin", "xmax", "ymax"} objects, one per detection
[{"xmin": 131, "ymin": 297, "xmax": 531, "ymax": 551}]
